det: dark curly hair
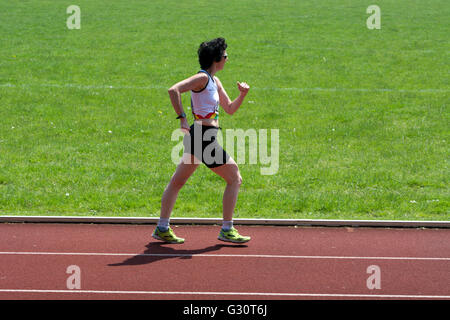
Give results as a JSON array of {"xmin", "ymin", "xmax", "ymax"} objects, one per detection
[{"xmin": 197, "ymin": 37, "xmax": 227, "ymax": 70}]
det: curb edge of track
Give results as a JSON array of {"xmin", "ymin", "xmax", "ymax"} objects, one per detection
[{"xmin": 0, "ymin": 215, "xmax": 449, "ymax": 228}]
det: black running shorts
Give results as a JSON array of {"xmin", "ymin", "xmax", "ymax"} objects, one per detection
[{"xmin": 183, "ymin": 123, "xmax": 230, "ymax": 168}]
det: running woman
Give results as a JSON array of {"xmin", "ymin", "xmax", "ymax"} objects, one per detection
[{"xmin": 152, "ymin": 37, "xmax": 251, "ymax": 244}]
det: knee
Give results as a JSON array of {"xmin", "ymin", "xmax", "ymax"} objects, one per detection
[
  {"xmin": 229, "ymin": 172, "xmax": 242, "ymax": 187},
  {"xmin": 169, "ymin": 175, "xmax": 187, "ymax": 190},
  {"xmin": 237, "ymin": 174, "xmax": 243, "ymax": 186}
]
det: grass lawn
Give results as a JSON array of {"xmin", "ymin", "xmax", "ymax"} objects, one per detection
[{"xmin": 0, "ymin": 0, "xmax": 448, "ymax": 220}]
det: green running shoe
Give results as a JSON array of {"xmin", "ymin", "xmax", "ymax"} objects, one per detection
[
  {"xmin": 152, "ymin": 226, "xmax": 185, "ymax": 244},
  {"xmin": 218, "ymin": 227, "xmax": 251, "ymax": 243}
]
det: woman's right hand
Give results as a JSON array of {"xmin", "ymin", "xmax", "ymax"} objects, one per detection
[{"xmin": 180, "ymin": 118, "xmax": 190, "ymax": 135}]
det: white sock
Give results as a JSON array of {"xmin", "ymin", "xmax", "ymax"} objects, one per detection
[
  {"xmin": 157, "ymin": 218, "xmax": 170, "ymax": 232},
  {"xmin": 222, "ymin": 220, "xmax": 233, "ymax": 231}
]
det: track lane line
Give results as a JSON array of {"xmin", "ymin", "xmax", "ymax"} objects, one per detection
[
  {"xmin": 1, "ymin": 82, "xmax": 448, "ymax": 93},
  {"xmin": 0, "ymin": 251, "xmax": 449, "ymax": 261},
  {"xmin": 0, "ymin": 289, "xmax": 449, "ymax": 299}
]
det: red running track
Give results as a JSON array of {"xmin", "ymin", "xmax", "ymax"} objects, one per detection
[{"xmin": 0, "ymin": 223, "xmax": 449, "ymax": 300}]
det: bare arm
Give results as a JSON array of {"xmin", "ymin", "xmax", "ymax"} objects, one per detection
[
  {"xmin": 216, "ymin": 77, "xmax": 250, "ymax": 115},
  {"xmin": 168, "ymin": 73, "xmax": 208, "ymax": 131}
]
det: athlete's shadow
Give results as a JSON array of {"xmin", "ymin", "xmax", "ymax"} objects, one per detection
[{"xmin": 108, "ymin": 241, "xmax": 246, "ymax": 266}]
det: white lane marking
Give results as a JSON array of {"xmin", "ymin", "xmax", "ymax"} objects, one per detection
[
  {"xmin": 0, "ymin": 289, "xmax": 449, "ymax": 299},
  {"xmin": 0, "ymin": 82, "xmax": 448, "ymax": 93},
  {"xmin": 0, "ymin": 83, "xmax": 166, "ymax": 90},
  {"xmin": 0, "ymin": 251, "xmax": 449, "ymax": 261}
]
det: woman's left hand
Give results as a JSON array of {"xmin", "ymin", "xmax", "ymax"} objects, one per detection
[{"xmin": 237, "ymin": 81, "xmax": 250, "ymax": 95}]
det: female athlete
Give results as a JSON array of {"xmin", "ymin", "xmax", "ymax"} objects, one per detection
[{"xmin": 152, "ymin": 37, "xmax": 251, "ymax": 244}]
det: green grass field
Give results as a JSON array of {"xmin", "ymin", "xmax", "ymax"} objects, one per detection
[{"xmin": 0, "ymin": 0, "xmax": 448, "ymax": 220}]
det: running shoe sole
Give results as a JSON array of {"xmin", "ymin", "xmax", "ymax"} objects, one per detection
[{"xmin": 218, "ymin": 235, "xmax": 251, "ymax": 243}]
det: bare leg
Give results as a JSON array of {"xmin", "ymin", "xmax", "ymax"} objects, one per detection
[
  {"xmin": 209, "ymin": 157, "xmax": 242, "ymax": 221},
  {"xmin": 160, "ymin": 154, "xmax": 200, "ymax": 219}
]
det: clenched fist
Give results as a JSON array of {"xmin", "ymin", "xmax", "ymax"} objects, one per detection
[{"xmin": 237, "ymin": 81, "xmax": 250, "ymax": 95}]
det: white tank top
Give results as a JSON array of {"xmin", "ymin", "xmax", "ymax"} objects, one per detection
[{"xmin": 190, "ymin": 70, "xmax": 219, "ymax": 119}]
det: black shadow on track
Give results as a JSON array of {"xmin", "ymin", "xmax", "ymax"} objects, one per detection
[{"xmin": 108, "ymin": 241, "xmax": 247, "ymax": 266}]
